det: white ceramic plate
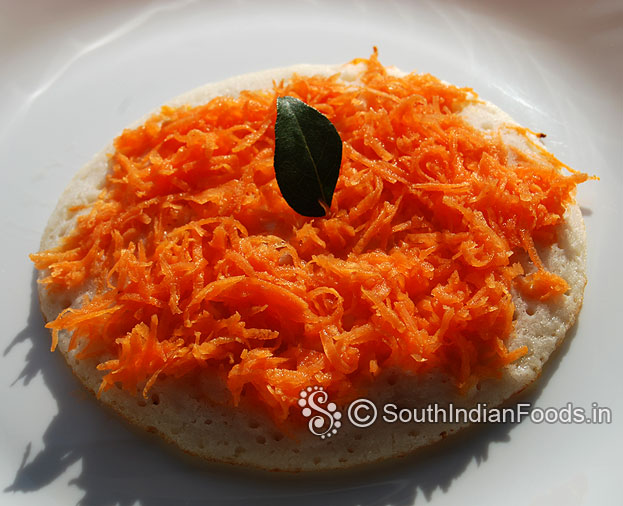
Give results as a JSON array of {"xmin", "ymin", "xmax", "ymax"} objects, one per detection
[{"xmin": 1, "ymin": 0, "xmax": 621, "ymax": 504}]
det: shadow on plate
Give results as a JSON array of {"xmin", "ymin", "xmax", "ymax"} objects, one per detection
[{"xmin": 3, "ymin": 270, "xmax": 577, "ymax": 506}]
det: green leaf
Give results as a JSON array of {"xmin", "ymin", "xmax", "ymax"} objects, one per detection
[{"xmin": 274, "ymin": 96, "xmax": 343, "ymax": 217}]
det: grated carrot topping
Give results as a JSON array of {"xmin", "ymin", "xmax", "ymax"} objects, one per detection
[{"xmin": 31, "ymin": 50, "xmax": 588, "ymax": 421}]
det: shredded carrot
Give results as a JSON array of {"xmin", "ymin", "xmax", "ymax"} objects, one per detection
[{"xmin": 31, "ymin": 50, "xmax": 588, "ymax": 422}]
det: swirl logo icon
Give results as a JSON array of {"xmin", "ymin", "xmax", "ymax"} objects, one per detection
[{"xmin": 298, "ymin": 386, "xmax": 342, "ymax": 438}]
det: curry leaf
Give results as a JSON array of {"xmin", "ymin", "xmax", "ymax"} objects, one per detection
[{"xmin": 274, "ymin": 96, "xmax": 343, "ymax": 217}]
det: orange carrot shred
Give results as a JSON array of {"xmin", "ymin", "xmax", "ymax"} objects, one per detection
[{"xmin": 30, "ymin": 52, "xmax": 588, "ymax": 422}]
